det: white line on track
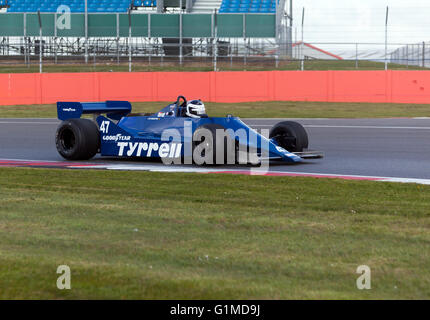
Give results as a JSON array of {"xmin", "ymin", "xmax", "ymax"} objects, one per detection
[
  {"xmin": 0, "ymin": 118, "xmax": 57, "ymax": 120},
  {"xmin": 68, "ymin": 163, "xmax": 430, "ymax": 185},
  {"xmin": 0, "ymin": 121, "xmax": 56, "ymax": 125}
]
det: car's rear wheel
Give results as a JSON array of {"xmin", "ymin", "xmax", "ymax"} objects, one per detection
[
  {"xmin": 269, "ymin": 121, "xmax": 308, "ymax": 152},
  {"xmin": 55, "ymin": 119, "xmax": 100, "ymax": 160}
]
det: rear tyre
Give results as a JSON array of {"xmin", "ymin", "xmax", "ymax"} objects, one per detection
[
  {"xmin": 55, "ymin": 119, "xmax": 100, "ymax": 160},
  {"xmin": 269, "ymin": 121, "xmax": 308, "ymax": 152}
]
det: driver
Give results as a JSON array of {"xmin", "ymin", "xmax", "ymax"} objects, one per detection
[{"xmin": 185, "ymin": 100, "xmax": 208, "ymax": 118}]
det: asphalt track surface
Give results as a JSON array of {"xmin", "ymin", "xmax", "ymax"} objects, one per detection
[{"xmin": 1, "ymin": 117, "xmax": 430, "ymax": 179}]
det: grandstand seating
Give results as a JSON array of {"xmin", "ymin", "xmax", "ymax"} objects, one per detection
[
  {"xmin": 219, "ymin": 0, "xmax": 276, "ymax": 13},
  {"xmin": 4, "ymin": 0, "xmax": 274, "ymax": 13},
  {"xmin": 132, "ymin": 0, "xmax": 157, "ymax": 8},
  {"xmin": 5, "ymin": 0, "xmax": 157, "ymax": 13}
]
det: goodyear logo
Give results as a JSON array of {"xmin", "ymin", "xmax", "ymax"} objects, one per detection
[{"xmin": 103, "ymin": 134, "xmax": 131, "ymax": 142}]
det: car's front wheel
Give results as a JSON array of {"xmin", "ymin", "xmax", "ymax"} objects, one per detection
[
  {"xmin": 269, "ymin": 121, "xmax": 308, "ymax": 152},
  {"xmin": 55, "ymin": 118, "xmax": 100, "ymax": 160}
]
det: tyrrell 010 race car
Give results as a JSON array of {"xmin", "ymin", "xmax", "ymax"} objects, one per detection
[{"xmin": 55, "ymin": 96, "xmax": 322, "ymax": 165}]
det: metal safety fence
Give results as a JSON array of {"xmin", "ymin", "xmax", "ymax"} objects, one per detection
[{"xmin": 0, "ymin": 38, "xmax": 428, "ymax": 72}]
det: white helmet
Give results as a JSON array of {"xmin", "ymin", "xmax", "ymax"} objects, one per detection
[{"xmin": 186, "ymin": 100, "xmax": 206, "ymax": 118}]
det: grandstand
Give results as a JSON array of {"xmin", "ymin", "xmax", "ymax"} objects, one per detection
[
  {"xmin": 0, "ymin": 0, "xmax": 277, "ymax": 14},
  {"xmin": 0, "ymin": 0, "xmax": 292, "ymax": 66},
  {"xmin": 219, "ymin": 0, "xmax": 276, "ymax": 14},
  {"xmin": 3, "ymin": 0, "xmax": 156, "ymax": 13}
]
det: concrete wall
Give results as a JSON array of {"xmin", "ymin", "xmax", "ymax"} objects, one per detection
[{"xmin": 1, "ymin": 70, "xmax": 430, "ymax": 105}]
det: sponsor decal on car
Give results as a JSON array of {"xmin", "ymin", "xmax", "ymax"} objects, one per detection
[
  {"xmin": 275, "ymin": 145, "xmax": 289, "ymax": 154},
  {"xmin": 102, "ymin": 134, "xmax": 132, "ymax": 142},
  {"xmin": 117, "ymin": 142, "xmax": 182, "ymax": 158},
  {"xmin": 62, "ymin": 108, "xmax": 76, "ymax": 112}
]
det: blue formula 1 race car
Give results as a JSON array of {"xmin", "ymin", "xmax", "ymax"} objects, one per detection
[{"xmin": 55, "ymin": 96, "xmax": 322, "ymax": 165}]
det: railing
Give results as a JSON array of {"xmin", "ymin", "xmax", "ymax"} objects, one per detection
[{"xmin": 0, "ymin": 40, "xmax": 427, "ymax": 73}]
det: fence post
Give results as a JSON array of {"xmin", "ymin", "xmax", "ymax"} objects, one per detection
[
  {"xmin": 384, "ymin": 6, "xmax": 389, "ymax": 71},
  {"xmin": 230, "ymin": 41, "xmax": 233, "ymax": 68},
  {"xmin": 301, "ymin": 7, "xmax": 305, "ymax": 71},
  {"xmin": 406, "ymin": 45, "xmax": 408, "ymax": 68},
  {"xmin": 37, "ymin": 10, "xmax": 42, "ymax": 74},
  {"xmin": 422, "ymin": 41, "xmax": 425, "ymax": 68},
  {"xmin": 128, "ymin": 9, "xmax": 132, "ymax": 72},
  {"xmin": 179, "ymin": 0, "xmax": 183, "ymax": 66},
  {"xmin": 212, "ymin": 12, "xmax": 217, "ymax": 72},
  {"xmin": 54, "ymin": 12, "xmax": 57, "ymax": 64},
  {"xmin": 355, "ymin": 43, "xmax": 358, "ymax": 69},
  {"xmin": 23, "ymin": 12, "xmax": 28, "ymax": 67},
  {"xmin": 148, "ymin": 14, "xmax": 151, "ymax": 66},
  {"xmin": 116, "ymin": 13, "xmax": 120, "ymax": 64},
  {"xmin": 85, "ymin": 0, "xmax": 88, "ymax": 64},
  {"xmin": 243, "ymin": 13, "xmax": 246, "ymax": 67}
]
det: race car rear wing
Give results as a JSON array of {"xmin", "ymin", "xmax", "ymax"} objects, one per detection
[{"xmin": 57, "ymin": 101, "xmax": 132, "ymax": 121}]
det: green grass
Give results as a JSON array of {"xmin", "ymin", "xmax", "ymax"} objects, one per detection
[
  {"xmin": 0, "ymin": 59, "xmax": 425, "ymax": 73},
  {"xmin": 0, "ymin": 63, "xmax": 216, "ymax": 74},
  {"xmin": 280, "ymin": 60, "xmax": 427, "ymax": 71},
  {"xmin": 1, "ymin": 100, "xmax": 430, "ymax": 119},
  {"xmin": 0, "ymin": 167, "xmax": 429, "ymax": 299}
]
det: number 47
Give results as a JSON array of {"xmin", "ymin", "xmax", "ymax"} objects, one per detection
[{"xmin": 100, "ymin": 121, "xmax": 110, "ymax": 134}]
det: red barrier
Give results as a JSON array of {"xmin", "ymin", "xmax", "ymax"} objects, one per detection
[{"xmin": 1, "ymin": 70, "xmax": 430, "ymax": 106}]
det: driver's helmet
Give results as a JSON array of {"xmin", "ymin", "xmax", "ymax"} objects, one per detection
[{"xmin": 185, "ymin": 100, "xmax": 207, "ymax": 118}]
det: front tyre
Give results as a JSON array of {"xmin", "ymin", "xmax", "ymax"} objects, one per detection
[
  {"xmin": 269, "ymin": 121, "xmax": 308, "ymax": 152},
  {"xmin": 55, "ymin": 119, "xmax": 100, "ymax": 160}
]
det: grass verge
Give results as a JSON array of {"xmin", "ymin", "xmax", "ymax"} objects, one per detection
[
  {"xmin": 0, "ymin": 167, "xmax": 429, "ymax": 299},
  {"xmin": 0, "ymin": 60, "xmax": 426, "ymax": 73},
  {"xmin": 1, "ymin": 101, "xmax": 430, "ymax": 119}
]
